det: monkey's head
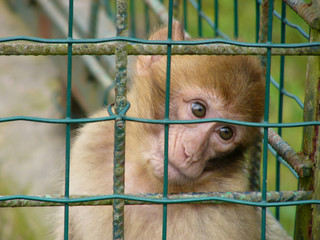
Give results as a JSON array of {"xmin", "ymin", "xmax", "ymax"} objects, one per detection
[{"xmin": 128, "ymin": 22, "xmax": 265, "ymax": 185}]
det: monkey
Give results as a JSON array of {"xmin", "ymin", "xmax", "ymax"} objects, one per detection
[{"xmin": 54, "ymin": 22, "xmax": 291, "ymax": 240}]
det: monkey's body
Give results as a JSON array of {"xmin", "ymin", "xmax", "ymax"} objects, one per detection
[
  {"xmin": 54, "ymin": 23, "xmax": 291, "ymax": 240},
  {"xmin": 56, "ymin": 115, "xmax": 260, "ymax": 240}
]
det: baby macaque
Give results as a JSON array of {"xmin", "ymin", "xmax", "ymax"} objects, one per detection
[{"xmin": 54, "ymin": 23, "xmax": 288, "ymax": 239}]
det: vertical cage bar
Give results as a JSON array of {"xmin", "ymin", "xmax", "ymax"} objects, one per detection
[
  {"xmin": 183, "ymin": 0, "xmax": 188, "ymax": 31},
  {"xmin": 275, "ymin": 0, "xmax": 286, "ymax": 221},
  {"xmin": 247, "ymin": 0, "xmax": 262, "ymax": 194},
  {"xmin": 162, "ymin": 1, "xmax": 174, "ymax": 239},
  {"xmin": 261, "ymin": 0, "xmax": 274, "ymax": 239},
  {"xmin": 214, "ymin": 0, "xmax": 219, "ymax": 37},
  {"xmin": 310, "ymin": 22, "xmax": 320, "ymax": 238},
  {"xmin": 173, "ymin": 0, "xmax": 179, "ymax": 19},
  {"xmin": 197, "ymin": 0, "xmax": 202, "ymax": 37},
  {"xmin": 103, "ymin": 0, "xmax": 115, "ymax": 21},
  {"xmin": 129, "ymin": 0, "xmax": 136, "ymax": 38},
  {"xmin": 233, "ymin": 0, "xmax": 238, "ymax": 38},
  {"xmin": 64, "ymin": 0, "xmax": 74, "ymax": 239},
  {"xmin": 294, "ymin": 0, "xmax": 320, "ymax": 236},
  {"xmin": 113, "ymin": 1, "xmax": 128, "ymax": 239},
  {"xmin": 255, "ymin": 0, "xmax": 261, "ymax": 43},
  {"xmin": 88, "ymin": 0, "xmax": 99, "ymax": 38},
  {"xmin": 145, "ymin": 4, "xmax": 150, "ymax": 35}
]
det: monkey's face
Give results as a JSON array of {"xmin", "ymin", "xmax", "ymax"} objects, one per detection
[
  {"xmin": 146, "ymin": 88, "xmax": 248, "ymax": 185},
  {"xmin": 132, "ymin": 54, "xmax": 264, "ymax": 185}
]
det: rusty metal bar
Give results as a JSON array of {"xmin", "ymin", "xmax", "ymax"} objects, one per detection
[
  {"xmin": 0, "ymin": 191, "xmax": 313, "ymax": 207},
  {"xmin": 113, "ymin": 0, "xmax": 128, "ymax": 239},
  {"xmin": 295, "ymin": 0, "xmax": 320, "ymax": 236},
  {"xmin": 285, "ymin": 0, "xmax": 320, "ymax": 30},
  {"xmin": 0, "ymin": 42, "xmax": 320, "ymax": 56},
  {"xmin": 268, "ymin": 128, "xmax": 312, "ymax": 177}
]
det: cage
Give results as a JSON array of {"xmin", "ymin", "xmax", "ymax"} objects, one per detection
[{"xmin": 0, "ymin": 0, "xmax": 320, "ymax": 239}]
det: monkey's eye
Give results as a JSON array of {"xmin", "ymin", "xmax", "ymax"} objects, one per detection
[
  {"xmin": 191, "ymin": 102, "xmax": 206, "ymax": 118},
  {"xmin": 219, "ymin": 126, "xmax": 233, "ymax": 140}
]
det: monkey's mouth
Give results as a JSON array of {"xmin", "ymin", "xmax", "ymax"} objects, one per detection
[
  {"xmin": 165, "ymin": 159, "xmax": 212, "ymax": 184},
  {"xmin": 166, "ymin": 162, "xmax": 190, "ymax": 182},
  {"xmin": 150, "ymin": 153, "xmax": 218, "ymax": 184}
]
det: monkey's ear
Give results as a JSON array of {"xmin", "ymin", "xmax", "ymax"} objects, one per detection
[{"xmin": 136, "ymin": 21, "xmax": 185, "ymax": 76}]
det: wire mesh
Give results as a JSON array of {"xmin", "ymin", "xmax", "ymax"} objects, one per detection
[{"xmin": 0, "ymin": 0, "xmax": 320, "ymax": 239}]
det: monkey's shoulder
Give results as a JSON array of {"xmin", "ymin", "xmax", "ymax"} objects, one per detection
[{"xmin": 73, "ymin": 108, "xmax": 114, "ymax": 145}]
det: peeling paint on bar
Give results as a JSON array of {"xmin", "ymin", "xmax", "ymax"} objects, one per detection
[
  {"xmin": 0, "ymin": 191, "xmax": 313, "ymax": 207},
  {"xmin": 285, "ymin": 0, "xmax": 320, "ymax": 30},
  {"xmin": 0, "ymin": 42, "xmax": 320, "ymax": 56},
  {"xmin": 113, "ymin": 1, "xmax": 128, "ymax": 239},
  {"xmin": 268, "ymin": 129, "xmax": 312, "ymax": 177}
]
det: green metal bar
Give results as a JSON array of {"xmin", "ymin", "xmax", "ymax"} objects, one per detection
[
  {"xmin": 188, "ymin": 0, "xmax": 229, "ymax": 39},
  {"xmin": 88, "ymin": 0, "xmax": 99, "ymax": 38},
  {"xmin": 275, "ymin": 0, "xmax": 287, "ymax": 220},
  {"xmin": 144, "ymin": 0, "xmax": 174, "ymax": 24},
  {"xmin": 248, "ymin": 2, "xmax": 262, "ymax": 193},
  {"xmin": 255, "ymin": 0, "xmax": 309, "ymax": 38},
  {"xmin": 273, "ymin": 10, "xmax": 309, "ymax": 40},
  {"xmin": 64, "ymin": 0, "xmax": 74, "ymax": 239},
  {"xmin": 162, "ymin": 2, "xmax": 174, "ymax": 239},
  {"xmin": 129, "ymin": 0, "xmax": 136, "ymax": 38},
  {"xmin": 173, "ymin": 0, "xmax": 179, "ymax": 19},
  {"xmin": 5, "ymin": 34, "xmax": 320, "ymax": 46},
  {"xmin": 214, "ymin": 0, "xmax": 219, "ymax": 37},
  {"xmin": 257, "ymin": 0, "xmax": 267, "ymax": 235},
  {"xmin": 113, "ymin": 1, "xmax": 128, "ymax": 239},
  {"xmin": 270, "ymin": 76, "xmax": 304, "ymax": 109},
  {"xmin": 0, "ymin": 191, "xmax": 314, "ymax": 207},
  {"xmin": 197, "ymin": 0, "xmax": 202, "ymax": 37},
  {"xmin": 233, "ymin": 0, "xmax": 238, "ymax": 38},
  {"xmin": 261, "ymin": 0, "xmax": 274, "ymax": 239},
  {"xmin": 2, "ymin": 114, "xmax": 320, "ymax": 128},
  {"xmin": 102, "ymin": 0, "xmax": 115, "ymax": 21},
  {"xmin": 145, "ymin": 4, "xmax": 150, "ymax": 35},
  {"xmin": 7, "ymin": 118, "xmax": 318, "ymax": 129},
  {"xmin": 183, "ymin": 0, "xmax": 188, "ymax": 31},
  {"xmin": 248, "ymin": 0, "xmax": 264, "ymax": 188}
]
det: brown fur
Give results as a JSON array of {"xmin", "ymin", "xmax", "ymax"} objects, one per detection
[
  {"xmin": 54, "ymin": 22, "xmax": 270, "ymax": 239},
  {"xmin": 54, "ymin": 115, "xmax": 261, "ymax": 239}
]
